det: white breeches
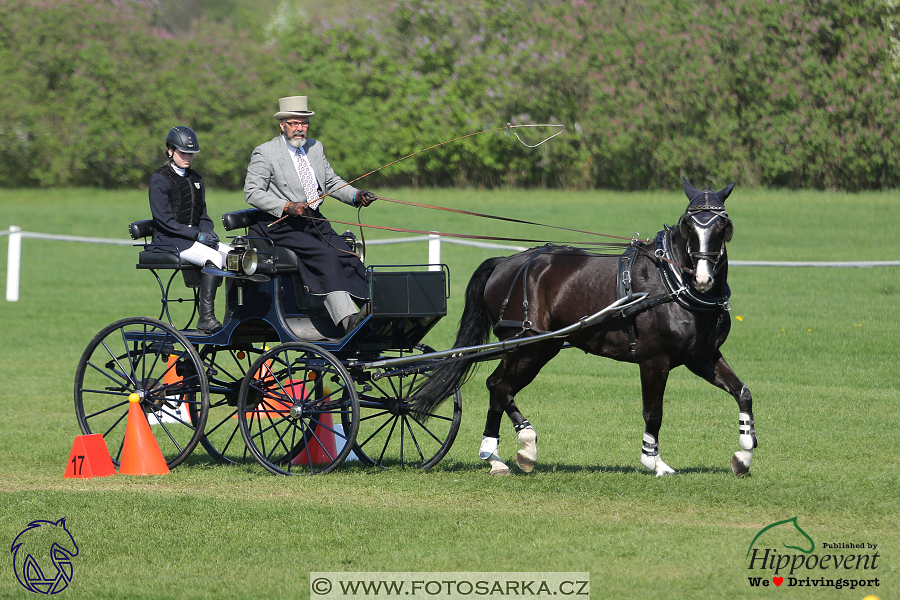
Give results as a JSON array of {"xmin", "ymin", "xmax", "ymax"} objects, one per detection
[{"xmin": 179, "ymin": 242, "xmax": 232, "ymax": 270}]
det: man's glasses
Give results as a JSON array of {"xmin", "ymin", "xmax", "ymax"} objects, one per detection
[{"xmin": 284, "ymin": 120, "xmax": 309, "ymax": 128}]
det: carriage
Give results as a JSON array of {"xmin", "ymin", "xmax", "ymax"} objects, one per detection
[
  {"xmin": 73, "ymin": 207, "xmax": 468, "ymax": 475},
  {"xmin": 74, "ymin": 179, "xmax": 756, "ymax": 477}
]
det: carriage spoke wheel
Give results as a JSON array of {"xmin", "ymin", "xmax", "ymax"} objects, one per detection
[
  {"xmin": 189, "ymin": 345, "xmax": 267, "ymax": 465},
  {"xmin": 349, "ymin": 344, "xmax": 462, "ymax": 469},
  {"xmin": 74, "ymin": 317, "xmax": 209, "ymax": 469},
  {"xmin": 237, "ymin": 342, "xmax": 359, "ymax": 475}
]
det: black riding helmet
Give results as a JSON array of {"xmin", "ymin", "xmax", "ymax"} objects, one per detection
[{"xmin": 165, "ymin": 126, "xmax": 200, "ymax": 157}]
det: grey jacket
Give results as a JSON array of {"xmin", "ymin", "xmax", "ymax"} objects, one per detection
[{"xmin": 244, "ymin": 135, "xmax": 359, "ymax": 217}]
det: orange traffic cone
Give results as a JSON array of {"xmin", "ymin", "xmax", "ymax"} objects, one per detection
[
  {"xmin": 119, "ymin": 393, "xmax": 170, "ymax": 475},
  {"xmin": 161, "ymin": 354, "xmax": 190, "ymax": 424},
  {"xmin": 291, "ymin": 382, "xmax": 337, "ymax": 466},
  {"xmin": 291, "ymin": 412, "xmax": 338, "ymax": 466},
  {"xmin": 235, "ymin": 347, "xmax": 287, "ymax": 420},
  {"xmin": 64, "ymin": 434, "xmax": 115, "ymax": 478}
]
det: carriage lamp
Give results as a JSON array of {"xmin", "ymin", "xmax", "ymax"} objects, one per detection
[
  {"xmin": 226, "ymin": 237, "xmax": 259, "ymax": 276},
  {"xmin": 341, "ymin": 230, "xmax": 365, "ymax": 263}
]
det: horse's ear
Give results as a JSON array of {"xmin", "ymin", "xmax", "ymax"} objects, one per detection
[
  {"xmin": 682, "ymin": 176, "xmax": 700, "ymax": 200},
  {"xmin": 723, "ymin": 221, "xmax": 734, "ymax": 243},
  {"xmin": 717, "ymin": 182, "xmax": 736, "ymax": 203}
]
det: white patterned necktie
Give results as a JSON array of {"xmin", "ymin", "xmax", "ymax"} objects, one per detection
[{"xmin": 295, "ymin": 149, "xmax": 323, "ymax": 209}]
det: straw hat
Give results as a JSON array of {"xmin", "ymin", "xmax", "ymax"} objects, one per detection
[{"xmin": 274, "ymin": 96, "xmax": 315, "ymax": 119}]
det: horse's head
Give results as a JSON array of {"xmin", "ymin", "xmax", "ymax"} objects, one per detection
[{"xmin": 678, "ymin": 177, "xmax": 735, "ymax": 293}]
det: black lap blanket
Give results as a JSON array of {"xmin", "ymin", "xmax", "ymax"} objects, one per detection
[{"xmin": 251, "ymin": 208, "xmax": 368, "ymax": 299}]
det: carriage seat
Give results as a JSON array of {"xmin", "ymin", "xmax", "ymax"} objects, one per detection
[
  {"xmin": 221, "ymin": 208, "xmax": 300, "ymax": 275},
  {"xmin": 129, "ymin": 219, "xmax": 202, "ymax": 288}
]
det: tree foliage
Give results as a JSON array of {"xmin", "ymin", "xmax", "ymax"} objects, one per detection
[{"xmin": 1, "ymin": 0, "xmax": 898, "ymax": 190}]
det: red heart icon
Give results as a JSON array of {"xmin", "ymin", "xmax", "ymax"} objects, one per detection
[{"xmin": 773, "ymin": 577, "xmax": 783, "ymax": 586}]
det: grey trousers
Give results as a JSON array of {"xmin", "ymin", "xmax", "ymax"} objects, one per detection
[{"xmin": 323, "ymin": 291, "xmax": 358, "ymax": 325}]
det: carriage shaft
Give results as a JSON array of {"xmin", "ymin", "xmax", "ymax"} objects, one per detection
[{"xmin": 358, "ymin": 293, "xmax": 648, "ymax": 372}]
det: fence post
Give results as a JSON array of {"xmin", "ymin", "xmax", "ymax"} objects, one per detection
[
  {"xmin": 428, "ymin": 233, "xmax": 441, "ymax": 271},
  {"xmin": 6, "ymin": 226, "xmax": 21, "ymax": 302}
]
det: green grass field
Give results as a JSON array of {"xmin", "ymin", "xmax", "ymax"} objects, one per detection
[{"xmin": 0, "ymin": 187, "xmax": 898, "ymax": 599}]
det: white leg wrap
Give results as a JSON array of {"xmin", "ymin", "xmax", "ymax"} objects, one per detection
[
  {"xmin": 640, "ymin": 432, "xmax": 676, "ymax": 476},
  {"xmin": 478, "ymin": 437, "xmax": 508, "ymax": 475},
  {"xmin": 515, "ymin": 426, "xmax": 537, "ymax": 473},
  {"xmin": 738, "ymin": 411, "xmax": 757, "ymax": 451},
  {"xmin": 479, "ymin": 436, "xmax": 499, "ymax": 460},
  {"xmin": 640, "ymin": 432, "xmax": 658, "ymax": 471}
]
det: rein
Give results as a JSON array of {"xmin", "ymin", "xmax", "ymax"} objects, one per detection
[
  {"xmin": 375, "ymin": 195, "xmax": 635, "ymax": 242},
  {"xmin": 298, "ymin": 212, "xmax": 632, "ymax": 249},
  {"xmin": 267, "ymin": 123, "xmax": 565, "ymax": 229}
]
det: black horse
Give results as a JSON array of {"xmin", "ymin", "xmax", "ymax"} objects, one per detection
[{"xmin": 412, "ymin": 178, "xmax": 757, "ymax": 476}]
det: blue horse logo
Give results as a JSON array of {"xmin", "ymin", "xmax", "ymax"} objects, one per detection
[{"xmin": 10, "ymin": 518, "xmax": 79, "ymax": 594}]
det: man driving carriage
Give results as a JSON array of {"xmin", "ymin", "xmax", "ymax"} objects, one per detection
[{"xmin": 243, "ymin": 96, "xmax": 377, "ymax": 334}]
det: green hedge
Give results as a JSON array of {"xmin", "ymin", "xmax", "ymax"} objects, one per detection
[
  {"xmin": 1, "ymin": 0, "xmax": 898, "ymax": 190},
  {"xmin": 0, "ymin": 0, "xmax": 278, "ymax": 189}
]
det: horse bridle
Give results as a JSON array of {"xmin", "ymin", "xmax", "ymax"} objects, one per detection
[{"xmin": 680, "ymin": 203, "xmax": 732, "ymax": 275}]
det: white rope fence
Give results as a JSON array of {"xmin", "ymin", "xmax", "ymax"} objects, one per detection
[
  {"xmin": 1, "ymin": 226, "xmax": 527, "ymax": 302},
  {"xmin": 3, "ymin": 225, "xmax": 898, "ymax": 302}
]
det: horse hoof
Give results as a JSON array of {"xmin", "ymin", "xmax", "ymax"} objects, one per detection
[
  {"xmin": 486, "ymin": 454, "xmax": 510, "ymax": 476},
  {"xmin": 655, "ymin": 463, "xmax": 676, "ymax": 477},
  {"xmin": 731, "ymin": 454, "xmax": 751, "ymax": 477},
  {"xmin": 516, "ymin": 451, "xmax": 535, "ymax": 473},
  {"xmin": 643, "ymin": 455, "xmax": 675, "ymax": 476}
]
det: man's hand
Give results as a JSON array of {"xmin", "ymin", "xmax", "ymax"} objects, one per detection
[
  {"xmin": 197, "ymin": 231, "xmax": 219, "ymax": 248},
  {"xmin": 284, "ymin": 201, "xmax": 307, "ymax": 217},
  {"xmin": 355, "ymin": 190, "xmax": 377, "ymax": 207}
]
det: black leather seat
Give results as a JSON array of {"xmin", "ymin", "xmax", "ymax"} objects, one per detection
[{"xmin": 129, "ymin": 219, "xmax": 200, "ymax": 286}]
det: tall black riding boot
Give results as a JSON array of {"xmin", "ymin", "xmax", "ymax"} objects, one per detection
[
  {"xmin": 222, "ymin": 278, "xmax": 236, "ymax": 324},
  {"xmin": 196, "ymin": 262, "xmax": 223, "ymax": 334}
]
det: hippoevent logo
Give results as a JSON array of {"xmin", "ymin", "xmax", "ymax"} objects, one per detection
[
  {"xmin": 10, "ymin": 518, "xmax": 79, "ymax": 594},
  {"xmin": 745, "ymin": 517, "xmax": 881, "ymax": 592}
]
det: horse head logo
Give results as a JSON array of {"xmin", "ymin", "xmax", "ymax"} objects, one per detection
[
  {"xmin": 747, "ymin": 516, "xmax": 815, "ymax": 559},
  {"xmin": 10, "ymin": 518, "xmax": 79, "ymax": 594}
]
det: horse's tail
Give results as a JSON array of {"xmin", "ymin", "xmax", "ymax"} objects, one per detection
[{"xmin": 412, "ymin": 256, "xmax": 504, "ymax": 418}]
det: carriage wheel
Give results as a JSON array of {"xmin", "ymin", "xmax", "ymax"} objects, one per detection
[
  {"xmin": 74, "ymin": 317, "xmax": 209, "ymax": 469},
  {"xmin": 188, "ymin": 344, "xmax": 266, "ymax": 465},
  {"xmin": 349, "ymin": 344, "xmax": 462, "ymax": 470},
  {"xmin": 237, "ymin": 342, "xmax": 360, "ymax": 475}
]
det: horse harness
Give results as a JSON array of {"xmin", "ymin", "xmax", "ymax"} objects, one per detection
[
  {"xmin": 493, "ymin": 244, "xmax": 555, "ymax": 337},
  {"xmin": 616, "ymin": 225, "xmax": 732, "ymax": 358},
  {"xmin": 490, "ymin": 204, "xmax": 732, "ymax": 356},
  {"xmin": 680, "ymin": 197, "xmax": 732, "ymax": 276}
]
